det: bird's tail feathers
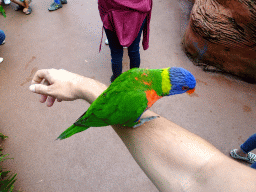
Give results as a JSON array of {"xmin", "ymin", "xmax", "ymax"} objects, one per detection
[{"xmin": 57, "ymin": 124, "xmax": 90, "ymax": 140}]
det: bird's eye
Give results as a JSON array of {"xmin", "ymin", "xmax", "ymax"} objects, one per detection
[{"xmin": 182, "ymin": 86, "xmax": 189, "ymax": 90}]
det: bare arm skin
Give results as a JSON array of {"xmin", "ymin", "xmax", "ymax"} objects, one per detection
[
  {"xmin": 112, "ymin": 111, "xmax": 256, "ymax": 191},
  {"xmin": 30, "ymin": 69, "xmax": 256, "ymax": 192}
]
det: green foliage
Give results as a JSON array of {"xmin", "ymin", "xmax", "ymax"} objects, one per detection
[
  {"xmin": 0, "ymin": 134, "xmax": 8, "ymax": 140},
  {"xmin": 0, "ymin": 5, "xmax": 6, "ymax": 18},
  {"xmin": 0, "ymin": 133, "xmax": 17, "ymax": 192}
]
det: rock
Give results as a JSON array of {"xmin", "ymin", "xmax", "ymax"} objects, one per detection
[{"xmin": 183, "ymin": 0, "xmax": 256, "ymax": 83}]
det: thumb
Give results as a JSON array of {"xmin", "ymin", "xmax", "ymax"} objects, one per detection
[{"xmin": 29, "ymin": 84, "xmax": 49, "ymax": 95}]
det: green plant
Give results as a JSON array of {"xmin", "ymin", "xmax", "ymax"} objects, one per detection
[
  {"xmin": 0, "ymin": 134, "xmax": 17, "ymax": 192},
  {"xmin": 0, "ymin": 5, "xmax": 6, "ymax": 18},
  {"xmin": 0, "ymin": 133, "xmax": 8, "ymax": 140}
]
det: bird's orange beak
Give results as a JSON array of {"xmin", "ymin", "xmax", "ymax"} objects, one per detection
[{"xmin": 186, "ymin": 88, "xmax": 195, "ymax": 95}]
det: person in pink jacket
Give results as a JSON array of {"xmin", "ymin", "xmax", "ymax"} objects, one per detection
[{"xmin": 98, "ymin": 0, "xmax": 152, "ymax": 82}]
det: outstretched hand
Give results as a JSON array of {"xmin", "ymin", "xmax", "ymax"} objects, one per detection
[{"xmin": 29, "ymin": 69, "xmax": 84, "ymax": 107}]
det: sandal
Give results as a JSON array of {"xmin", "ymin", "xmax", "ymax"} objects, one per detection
[
  {"xmin": 48, "ymin": 2, "xmax": 62, "ymax": 11},
  {"xmin": 105, "ymin": 39, "xmax": 109, "ymax": 45},
  {"xmin": 230, "ymin": 149, "xmax": 256, "ymax": 164},
  {"xmin": 23, "ymin": 6, "xmax": 32, "ymax": 15}
]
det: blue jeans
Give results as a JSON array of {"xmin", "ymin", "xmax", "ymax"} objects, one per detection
[
  {"xmin": 54, "ymin": 0, "xmax": 60, "ymax": 4},
  {"xmin": 0, "ymin": 30, "xmax": 5, "ymax": 45},
  {"xmin": 240, "ymin": 133, "xmax": 256, "ymax": 169},
  {"xmin": 104, "ymin": 18, "xmax": 146, "ymax": 79}
]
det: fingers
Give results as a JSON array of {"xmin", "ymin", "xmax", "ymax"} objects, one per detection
[
  {"xmin": 29, "ymin": 76, "xmax": 57, "ymax": 106},
  {"xmin": 29, "ymin": 83, "xmax": 50, "ymax": 95},
  {"xmin": 46, "ymin": 96, "xmax": 56, "ymax": 107},
  {"xmin": 40, "ymin": 94, "xmax": 56, "ymax": 107},
  {"xmin": 31, "ymin": 69, "xmax": 47, "ymax": 84},
  {"xmin": 31, "ymin": 84, "xmax": 56, "ymax": 107},
  {"xmin": 39, "ymin": 79, "xmax": 50, "ymax": 103},
  {"xmin": 57, "ymin": 98, "xmax": 62, "ymax": 102},
  {"xmin": 30, "ymin": 68, "xmax": 63, "ymax": 107},
  {"xmin": 31, "ymin": 69, "xmax": 53, "ymax": 85},
  {"xmin": 39, "ymin": 94, "xmax": 47, "ymax": 103}
]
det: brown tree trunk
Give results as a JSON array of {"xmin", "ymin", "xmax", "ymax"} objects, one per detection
[{"xmin": 183, "ymin": 0, "xmax": 256, "ymax": 83}]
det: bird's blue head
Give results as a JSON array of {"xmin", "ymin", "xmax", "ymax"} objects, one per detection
[{"xmin": 168, "ymin": 67, "xmax": 196, "ymax": 96}]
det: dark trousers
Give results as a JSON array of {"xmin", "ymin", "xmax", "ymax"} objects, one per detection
[
  {"xmin": 240, "ymin": 133, "xmax": 256, "ymax": 169},
  {"xmin": 0, "ymin": 30, "xmax": 5, "ymax": 45},
  {"xmin": 104, "ymin": 18, "xmax": 146, "ymax": 79}
]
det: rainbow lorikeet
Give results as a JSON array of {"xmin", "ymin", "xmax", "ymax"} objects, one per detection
[
  {"xmin": 57, "ymin": 67, "xmax": 196, "ymax": 140},
  {"xmin": 0, "ymin": 5, "xmax": 6, "ymax": 18}
]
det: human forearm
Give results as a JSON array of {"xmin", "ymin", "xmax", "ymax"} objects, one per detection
[
  {"xmin": 67, "ymin": 74, "xmax": 236, "ymax": 191},
  {"xmin": 30, "ymin": 69, "xmax": 108, "ymax": 107},
  {"xmin": 72, "ymin": 75, "xmax": 107, "ymax": 104},
  {"xmin": 77, "ymin": 76, "xmax": 256, "ymax": 192},
  {"xmin": 110, "ymin": 110, "xmax": 220, "ymax": 191},
  {"xmin": 111, "ymin": 111, "xmax": 256, "ymax": 192},
  {"xmin": 31, "ymin": 69, "xmax": 256, "ymax": 191},
  {"xmin": 72, "ymin": 78, "xmax": 187, "ymax": 190}
]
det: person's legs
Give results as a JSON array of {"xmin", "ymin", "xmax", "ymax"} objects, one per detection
[
  {"xmin": 0, "ymin": 30, "xmax": 5, "ymax": 63},
  {"xmin": 230, "ymin": 133, "xmax": 256, "ymax": 164},
  {"xmin": 104, "ymin": 28, "xmax": 124, "ymax": 81},
  {"xmin": 11, "ymin": 0, "xmax": 32, "ymax": 14},
  {"xmin": 11, "ymin": 0, "xmax": 25, "ymax": 7},
  {"xmin": 0, "ymin": 30, "xmax": 5, "ymax": 45},
  {"xmin": 240, "ymin": 133, "xmax": 256, "ymax": 154},
  {"xmin": 128, "ymin": 18, "xmax": 146, "ymax": 69},
  {"xmin": 22, "ymin": 0, "xmax": 32, "ymax": 14},
  {"xmin": 251, "ymin": 162, "xmax": 256, "ymax": 169},
  {"xmin": 23, "ymin": 0, "xmax": 30, "ymax": 8},
  {"xmin": 48, "ymin": 0, "xmax": 62, "ymax": 11}
]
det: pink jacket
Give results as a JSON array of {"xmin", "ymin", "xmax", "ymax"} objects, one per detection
[{"xmin": 98, "ymin": 0, "xmax": 152, "ymax": 50}]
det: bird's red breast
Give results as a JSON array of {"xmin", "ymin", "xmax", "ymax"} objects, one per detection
[{"xmin": 145, "ymin": 90, "xmax": 162, "ymax": 108}]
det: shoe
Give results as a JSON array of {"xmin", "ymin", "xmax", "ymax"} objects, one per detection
[
  {"xmin": 24, "ymin": 7, "xmax": 32, "ymax": 15},
  {"xmin": 1, "ymin": 40, "xmax": 5, "ymax": 45},
  {"xmin": 230, "ymin": 149, "xmax": 256, "ymax": 164},
  {"xmin": 48, "ymin": 2, "xmax": 62, "ymax": 11},
  {"xmin": 110, "ymin": 75, "xmax": 115, "ymax": 83},
  {"xmin": 61, "ymin": 0, "xmax": 67, "ymax": 4},
  {"xmin": 0, "ymin": 57, "xmax": 3, "ymax": 63},
  {"xmin": 105, "ymin": 39, "xmax": 109, "ymax": 45},
  {"xmin": 4, "ymin": 0, "xmax": 10, "ymax": 4}
]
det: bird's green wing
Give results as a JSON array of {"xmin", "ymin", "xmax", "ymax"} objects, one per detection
[
  {"xmin": 78, "ymin": 89, "xmax": 148, "ymax": 127},
  {"xmin": 57, "ymin": 89, "xmax": 148, "ymax": 140}
]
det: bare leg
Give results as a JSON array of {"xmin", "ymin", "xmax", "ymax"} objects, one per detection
[
  {"xmin": 23, "ymin": 0, "xmax": 29, "ymax": 8},
  {"xmin": 22, "ymin": 0, "xmax": 31, "ymax": 14},
  {"xmin": 10, "ymin": 0, "xmax": 25, "ymax": 7},
  {"xmin": 11, "ymin": 0, "xmax": 31, "ymax": 14}
]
